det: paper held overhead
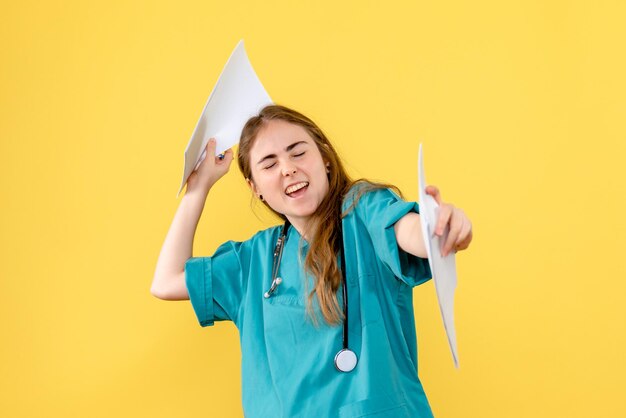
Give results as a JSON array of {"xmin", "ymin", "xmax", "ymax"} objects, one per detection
[
  {"xmin": 418, "ymin": 144, "xmax": 460, "ymax": 368},
  {"xmin": 178, "ymin": 40, "xmax": 273, "ymax": 196}
]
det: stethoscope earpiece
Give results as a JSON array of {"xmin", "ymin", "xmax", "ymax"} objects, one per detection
[{"xmin": 264, "ymin": 277, "xmax": 282, "ymax": 298}]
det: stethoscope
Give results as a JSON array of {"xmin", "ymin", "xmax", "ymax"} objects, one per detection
[{"xmin": 264, "ymin": 220, "xmax": 358, "ymax": 373}]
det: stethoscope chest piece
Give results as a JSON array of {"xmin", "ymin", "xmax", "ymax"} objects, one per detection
[{"xmin": 334, "ymin": 348, "xmax": 358, "ymax": 373}]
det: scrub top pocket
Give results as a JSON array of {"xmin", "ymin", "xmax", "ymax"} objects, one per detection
[{"xmin": 338, "ymin": 391, "xmax": 410, "ymax": 418}]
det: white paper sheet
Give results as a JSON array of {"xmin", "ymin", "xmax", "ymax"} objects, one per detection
[
  {"xmin": 178, "ymin": 40, "xmax": 273, "ymax": 196},
  {"xmin": 418, "ymin": 144, "xmax": 460, "ymax": 368}
]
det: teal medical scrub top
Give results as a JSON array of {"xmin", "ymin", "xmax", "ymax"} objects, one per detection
[{"xmin": 185, "ymin": 187, "xmax": 434, "ymax": 418}]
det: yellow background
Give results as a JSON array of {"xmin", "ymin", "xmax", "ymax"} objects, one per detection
[{"xmin": 2, "ymin": 0, "xmax": 625, "ymax": 416}]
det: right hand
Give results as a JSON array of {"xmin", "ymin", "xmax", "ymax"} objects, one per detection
[{"xmin": 185, "ymin": 138, "xmax": 234, "ymax": 194}]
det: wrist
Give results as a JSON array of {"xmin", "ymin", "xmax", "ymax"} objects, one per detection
[{"xmin": 184, "ymin": 184, "xmax": 212, "ymax": 201}]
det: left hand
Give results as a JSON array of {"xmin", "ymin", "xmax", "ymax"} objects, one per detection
[{"xmin": 425, "ymin": 185, "xmax": 473, "ymax": 257}]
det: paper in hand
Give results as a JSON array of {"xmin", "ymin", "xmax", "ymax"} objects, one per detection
[
  {"xmin": 418, "ymin": 144, "xmax": 460, "ymax": 368},
  {"xmin": 178, "ymin": 40, "xmax": 273, "ymax": 196}
]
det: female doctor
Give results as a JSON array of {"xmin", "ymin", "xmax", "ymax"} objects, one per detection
[{"xmin": 151, "ymin": 105, "xmax": 473, "ymax": 418}]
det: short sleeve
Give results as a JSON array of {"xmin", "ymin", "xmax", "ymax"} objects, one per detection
[
  {"xmin": 185, "ymin": 240, "xmax": 245, "ymax": 327},
  {"xmin": 352, "ymin": 187, "xmax": 432, "ymax": 287}
]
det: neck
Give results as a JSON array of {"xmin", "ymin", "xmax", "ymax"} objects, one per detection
[{"xmin": 286, "ymin": 216, "xmax": 311, "ymax": 241}]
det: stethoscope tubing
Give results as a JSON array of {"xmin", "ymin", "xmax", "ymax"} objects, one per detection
[
  {"xmin": 264, "ymin": 219, "xmax": 356, "ymax": 372},
  {"xmin": 338, "ymin": 224, "xmax": 349, "ymax": 351}
]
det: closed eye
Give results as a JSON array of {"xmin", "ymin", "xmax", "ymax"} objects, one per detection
[
  {"xmin": 263, "ymin": 162, "xmax": 276, "ymax": 170},
  {"xmin": 293, "ymin": 151, "xmax": 305, "ymax": 158}
]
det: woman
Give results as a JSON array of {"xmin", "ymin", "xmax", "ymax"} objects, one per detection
[{"xmin": 151, "ymin": 105, "xmax": 473, "ymax": 417}]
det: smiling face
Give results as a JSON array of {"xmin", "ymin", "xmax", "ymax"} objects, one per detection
[{"xmin": 247, "ymin": 119, "xmax": 330, "ymax": 232}]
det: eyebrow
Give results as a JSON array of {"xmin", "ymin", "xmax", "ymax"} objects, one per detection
[{"xmin": 256, "ymin": 141, "xmax": 308, "ymax": 165}]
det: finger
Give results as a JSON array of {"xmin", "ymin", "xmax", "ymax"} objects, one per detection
[
  {"xmin": 207, "ymin": 137, "xmax": 216, "ymax": 153},
  {"xmin": 442, "ymin": 209, "xmax": 463, "ymax": 256},
  {"xmin": 455, "ymin": 221, "xmax": 473, "ymax": 251},
  {"xmin": 425, "ymin": 185, "xmax": 443, "ymax": 205},
  {"xmin": 198, "ymin": 138, "xmax": 217, "ymax": 170},
  {"xmin": 455, "ymin": 209, "xmax": 469, "ymax": 238},
  {"xmin": 435, "ymin": 204, "xmax": 453, "ymax": 236}
]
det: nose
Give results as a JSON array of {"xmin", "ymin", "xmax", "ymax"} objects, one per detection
[{"xmin": 281, "ymin": 162, "xmax": 297, "ymax": 176}]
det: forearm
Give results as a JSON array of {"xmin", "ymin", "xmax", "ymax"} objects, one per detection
[
  {"xmin": 151, "ymin": 188, "xmax": 210, "ymax": 299},
  {"xmin": 394, "ymin": 212, "xmax": 428, "ymax": 259}
]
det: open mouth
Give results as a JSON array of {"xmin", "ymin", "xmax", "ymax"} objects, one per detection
[{"xmin": 285, "ymin": 181, "xmax": 309, "ymax": 197}]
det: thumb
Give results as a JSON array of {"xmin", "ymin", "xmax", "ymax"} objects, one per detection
[{"xmin": 425, "ymin": 185, "xmax": 442, "ymax": 205}]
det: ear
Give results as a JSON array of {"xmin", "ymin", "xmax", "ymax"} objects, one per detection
[{"xmin": 246, "ymin": 178, "xmax": 261, "ymax": 198}]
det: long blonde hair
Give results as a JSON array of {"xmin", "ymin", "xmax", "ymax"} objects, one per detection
[{"xmin": 238, "ymin": 105, "xmax": 400, "ymax": 325}]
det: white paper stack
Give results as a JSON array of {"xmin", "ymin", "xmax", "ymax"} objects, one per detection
[
  {"xmin": 418, "ymin": 144, "xmax": 460, "ymax": 368},
  {"xmin": 178, "ymin": 40, "xmax": 273, "ymax": 196}
]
